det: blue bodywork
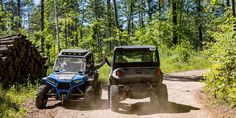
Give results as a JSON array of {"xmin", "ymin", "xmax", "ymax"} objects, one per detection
[{"xmin": 42, "ymin": 70, "xmax": 98, "ymax": 101}]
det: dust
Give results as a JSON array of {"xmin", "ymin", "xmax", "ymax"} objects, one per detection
[{"xmin": 25, "ymin": 70, "xmax": 217, "ymax": 118}]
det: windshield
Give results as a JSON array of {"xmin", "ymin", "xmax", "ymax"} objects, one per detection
[
  {"xmin": 115, "ymin": 50, "xmax": 157, "ymax": 63},
  {"xmin": 53, "ymin": 57, "xmax": 85, "ymax": 72}
]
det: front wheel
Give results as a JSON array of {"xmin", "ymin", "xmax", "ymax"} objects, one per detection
[
  {"xmin": 36, "ymin": 85, "xmax": 49, "ymax": 109},
  {"xmin": 109, "ymin": 85, "xmax": 119, "ymax": 111}
]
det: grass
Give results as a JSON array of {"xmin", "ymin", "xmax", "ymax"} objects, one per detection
[
  {"xmin": 0, "ymin": 83, "xmax": 38, "ymax": 118},
  {"xmin": 160, "ymin": 53, "xmax": 210, "ymax": 73},
  {"xmin": 158, "ymin": 44, "xmax": 210, "ymax": 73},
  {"xmin": 98, "ymin": 64, "xmax": 110, "ymax": 83}
]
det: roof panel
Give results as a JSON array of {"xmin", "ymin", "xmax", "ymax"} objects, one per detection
[
  {"xmin": 114, "ymin": 45, "xmax": 157, "ymax": 51},
  {"xmin": 60, "ymin": 49, "xmax": 90, "ymax": 53},
  {"xmin": 58, "ymin": 49, "xmax": 90, "ymax": 57}
]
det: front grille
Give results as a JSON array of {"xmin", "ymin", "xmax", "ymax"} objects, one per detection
[{"xmin": 57, "ymin": 82, "xmax": 71, "ymax": 89}]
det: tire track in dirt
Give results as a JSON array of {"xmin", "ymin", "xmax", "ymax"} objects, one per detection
[{"xmin": 25, "ymin": 70, "xmax": 213, "ymax": 118}]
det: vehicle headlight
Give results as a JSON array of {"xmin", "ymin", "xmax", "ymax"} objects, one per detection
[
  {"xmin": 73, "ymin": 79, "xmax": 82, "ymax": 84},
  {"xmin": 48, "ymin": 77, "xmax": 56, "ymax": 85}
]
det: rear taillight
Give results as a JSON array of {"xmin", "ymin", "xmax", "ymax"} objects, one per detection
[
  {"xmin": 156, "ymin": 68, "xmax": 161, "ymax": 76},
  {"xmin": 112, "ymin": 68, "xmax": 124, "ymax": 79},
  {"xmin": 116, "ymin": 69, "xmax": 123, "ymax": 77}
]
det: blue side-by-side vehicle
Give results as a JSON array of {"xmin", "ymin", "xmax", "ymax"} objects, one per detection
[{"xmin": 35, "ymin": 49, "xmax": 104, "ymax": 109}]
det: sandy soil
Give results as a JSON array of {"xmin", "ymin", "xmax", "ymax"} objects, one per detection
[{"xmin": 25, "ymin": 70, "xmax": 215, "ymax": 118}]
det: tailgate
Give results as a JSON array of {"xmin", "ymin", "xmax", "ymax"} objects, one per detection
[{"xmin": 113, "ymin": 67, "xmax": 160, "ymax": 84}]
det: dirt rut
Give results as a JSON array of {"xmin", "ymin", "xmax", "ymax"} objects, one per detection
[{"xmin": 25, "ymin": 70, "xmax": 213, "ymax": 118}]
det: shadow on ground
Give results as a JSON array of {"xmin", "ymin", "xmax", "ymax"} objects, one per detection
[
  {"xmin": 45, "ymin": 99, "xmax": 109, "ymax": 110},
  {"xmin": 44, "ymin": 98, "xmax": 199, "ymax": 116},
  {"xmin": 164, "ymin": 74, "xmax": 204, "ymax": 82},
  {"xmin": 116, "ymin": 101, "xmax": 200, "ymax": 115}
]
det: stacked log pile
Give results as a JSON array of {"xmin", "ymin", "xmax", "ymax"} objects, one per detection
[{"xmin": 0, "ymin": 34, "xmax": 47, "ymax": 88}]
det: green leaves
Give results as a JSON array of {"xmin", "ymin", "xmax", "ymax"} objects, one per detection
[
  {"xmin": 0, "ymin": 83, "xmax": 39, "ymax": 118},
  {"xmin": 204, "ymin": 17, "xmax": 236, "ymax": 107}
]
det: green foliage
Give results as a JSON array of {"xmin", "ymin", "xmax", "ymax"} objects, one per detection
[
  {"xmin": 98, "ymin": 64, "xmax": 110, "ymax": 83},
  {"xmin": 0, "ymin": 83, "xmax": 39, "ymax": 118},
  {"xmin": 159, "ymin": 42, "xmax": 210, "ymax": 73},
  {"xmin": 0, "ymin": 0, "xmax": 234, "ymax": 115},
  {"xmin": 132, "ymin": 18, "xmax": 210, "ymax": 73},
  {"xmin": 204, "ymin": 17, "xmax": 236, "ymax": 107}
]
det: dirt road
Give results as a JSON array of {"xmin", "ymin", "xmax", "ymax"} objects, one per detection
[{"xmin": 25, "ymin": 70, "xmax": 213, "ymax": 118}]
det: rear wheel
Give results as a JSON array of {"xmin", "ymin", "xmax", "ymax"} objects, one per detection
[
  {"xmin": 36, "ymin": 85, "xmax": 49, "ymax": 109},
  {"xmin": 109, "ymin": 85, "xmax": 119, "ymax": 111}
]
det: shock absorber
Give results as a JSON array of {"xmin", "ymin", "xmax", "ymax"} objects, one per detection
[{"xmin": 61, "ymin": 94, "xmax": 66, "ymax": 104}]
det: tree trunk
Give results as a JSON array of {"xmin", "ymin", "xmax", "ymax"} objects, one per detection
[
  {"xmin": 27, "ymin": 11, "xmax": 30, "ymax": 32},
  {"xmin": 107, "ymin": 0, "xmax": 111, "ymax": 37},
  {"xmin": 231, "ymin": 0, "xmax": 235, "ymax": 17},
  {"xmin": 147, "ymin": 0, "xmax": 152, "ymax": 22},
  {"xmin": 93, "ymin": 1, "xmax": 100, "ymax": 51},
  {"xmin": 107, "ymin": 0, "xmax": 112, "ymax": 49},
  {"xmin": 139, "ymin": 0, "xmax": 144, "ymax": 27},
  {"xmin": 179, "ymin": 0, "xmax": 183, "ymax": 29},
  {"xmin": 226, "ymin": 0, "xmax": 230, "ymax": 7},
  {"xmin": 54, "ymin": 0, "xmax": 60, "ymax": 52},
  {"xmin": 158, "ymin": 0, "xmax": 162, "ymax": 18},
  {"xmin": 0, "ymin": 0, "xmax": 2, "ymax": 10},
  {"xmin": 75, "ymin": 30, "xmax": 78, "ymax": 46},
  {"xmin": 16, "ymin": 0, "xmax": 21, "ymax": 31},
  {"xmin": 127, "ymin": 0, "xmax": 133, "ymax": 35},
  {"xmin": 113, "ymin": 0, "xmax": 121, "ymax": 45},
  {"xmin": 172, "ymin": 0, "xmax": 178, "ymax": 45},
  {"xmin": 79, "ymin": 26, "xmax": 83, "ymax": 43},
  {"xmin": 167, "ymin": 0, "xmax": 171, "ymax": 9},
  {"xmin": 0, "ymin": 0, "xmax": 3, "ymax": 30},
  {"xmin": 79, "ymin": 1, "xmax": 85, "ymax": 42},
  {"xmin": 65, "ymin": 16, "xmax": 68, "ymax": 49},
  {"xmin": 40, "ymin": 0, "xmax": 44, "ymax": 53},
  {"xmin": 94, "ymin": 0, "xmax": 98, "ymax": 20},
  {"xmin": 9, "ymin": 0, "xmax": 14, "ymax": 31},
  {"xmin": 113, "ymin": 0, "xmax": 119, "ymax": 30},
  {"xmin": 196, "ymin": 0, "xmax": 203, "ymax": 49}
]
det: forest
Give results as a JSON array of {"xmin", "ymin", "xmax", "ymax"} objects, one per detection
[{"xmin": 0, "ymin": 0, "xmax": 235, "ymax": 117}]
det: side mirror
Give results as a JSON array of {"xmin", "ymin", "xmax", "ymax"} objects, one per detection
[
  {"xmin": 78, "ymin": 70, "xmax": 84, "ymax": 75},
  {"xmin": 54, "ymin": 69, "xmax": 60, "ymax": 72}
]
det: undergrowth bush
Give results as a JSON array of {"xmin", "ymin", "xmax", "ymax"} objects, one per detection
[
  {"xmin": 98, "ymin": 64, "xmax": 110, "ymax": 83},
  {"xmin": 159, "ymin": 42, "xmax": 209, "ymax": 73},
  {"xmin": 0, "ymin": 82, "xmax": 38, "ymax": 118},
  {"xmin": 204, "ymin": 17, "xmax": 236, "ymax": 107}
]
